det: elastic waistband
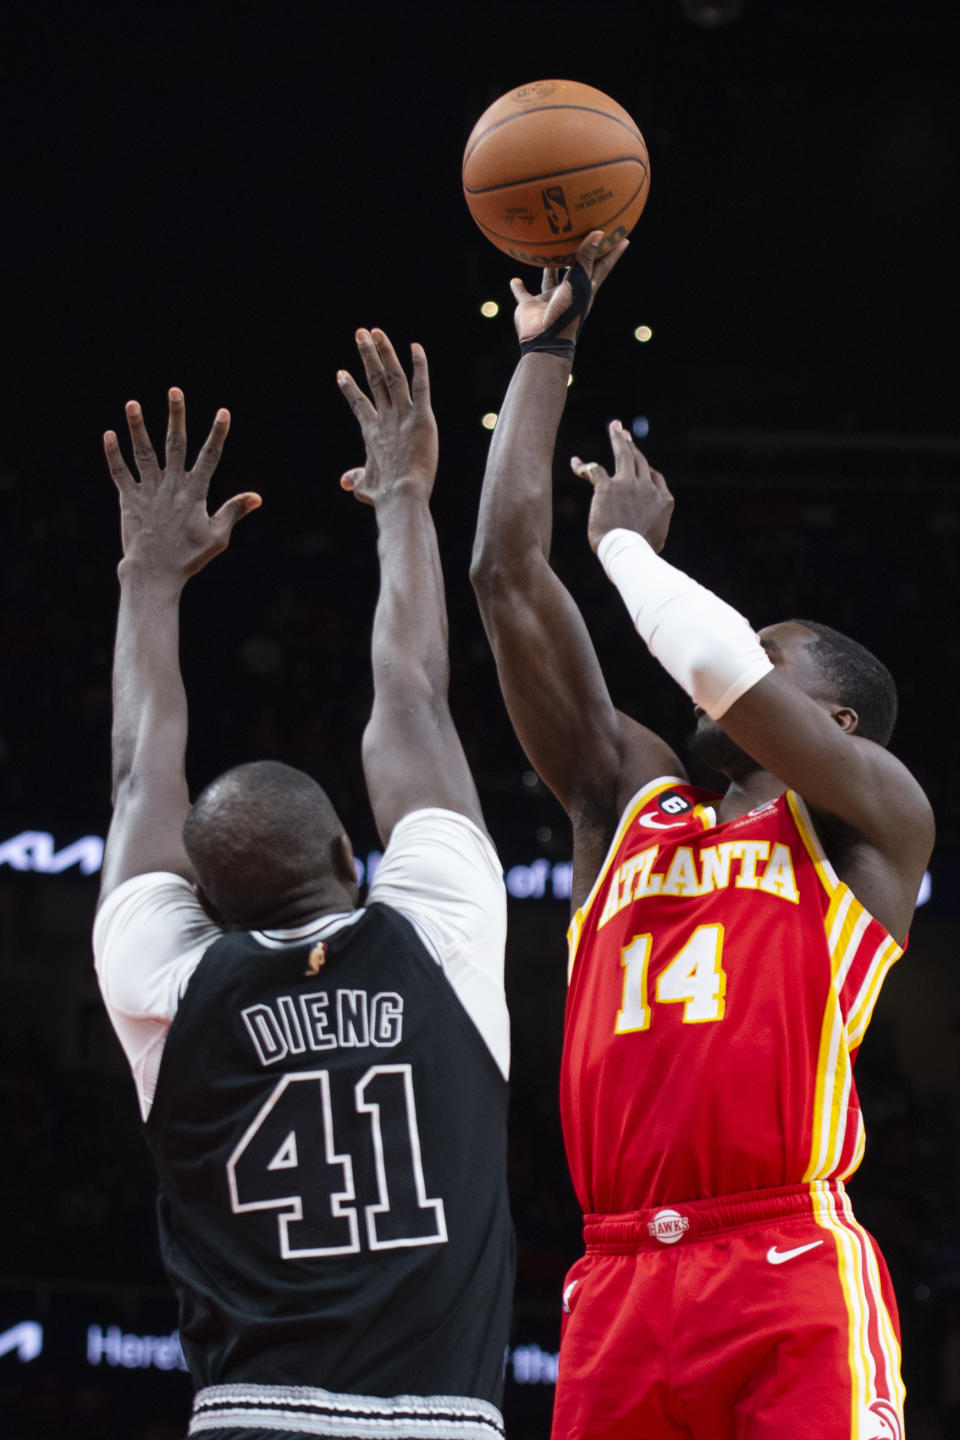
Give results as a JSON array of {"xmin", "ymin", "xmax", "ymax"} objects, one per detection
[
  {"xmin": 189, "ymin": 1382, "xmax": 505, "ymax": 1439},
  {"xmin": 584, "ymin": 1181, "xmax": 844, "ymax": 1251}
]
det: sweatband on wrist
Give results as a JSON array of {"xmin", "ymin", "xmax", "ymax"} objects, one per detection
[
  {"xmin": 519, "ymin": 259, "xmax": 592, "ymax": 358},
  {"xmin": 597, "ymin": 528, "xmax": 774, "ymax": 719},
  {"xmin": 519, "ymin": 336, "xmax": 576, "ymax": 359}
]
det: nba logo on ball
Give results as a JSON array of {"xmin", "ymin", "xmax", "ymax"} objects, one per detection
[{"xmin": 462, "ymin": 79, "xmax": 650, "ymax": 267}]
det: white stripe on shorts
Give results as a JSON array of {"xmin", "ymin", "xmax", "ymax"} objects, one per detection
[{"xmin": 188, "ymin": 1383, "xmax": 506, "ymax": 1440}]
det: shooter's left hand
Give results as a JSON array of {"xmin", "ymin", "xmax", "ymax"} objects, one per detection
[{"xmin": 573, "ymin": 420, "xmax": 674, "ymax": 554}]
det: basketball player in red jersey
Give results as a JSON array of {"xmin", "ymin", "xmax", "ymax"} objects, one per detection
[{"xmin": 471, "ymin": 230, "xmax": 934, "ymax": 1440}]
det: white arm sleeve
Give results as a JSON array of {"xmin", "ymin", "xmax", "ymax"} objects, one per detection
[
  {"xmin": 368, "ymin": 810, "xmax": 510, "ymax": 1079},
  {"xmin": 93, "ymin": 874, "xmax": 223, "ymax": 1120},
  {"xmin": 597, "ymin": 528, "xmax": 774, "ymax": 718}
]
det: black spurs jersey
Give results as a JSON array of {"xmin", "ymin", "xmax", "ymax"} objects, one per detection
[{"xmin": 144, "ymin": 902, "xmax": 514, "ymax": 1406}]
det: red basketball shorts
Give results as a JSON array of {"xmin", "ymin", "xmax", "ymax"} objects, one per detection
[{"xmin": 551, "ymin": 1181, "xmax": 904, "ymax": 1440}]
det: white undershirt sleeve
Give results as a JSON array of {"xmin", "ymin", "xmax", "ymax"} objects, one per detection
[
  {"xmin": 597, "ymin": 528, "xmax": 774, "ymax": 718},
  {"xmin": 368, "ymin": 810, "xmax": 510, "ymax": 1079},
  {"xmin": 93, "ymin": 874, "xmax": 223, "ymax": 1120}
]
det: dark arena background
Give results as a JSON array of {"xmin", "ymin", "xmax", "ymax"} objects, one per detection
[{"xmin": 2, "ymin": 1, "xmax": 959, "ymax": 1435}]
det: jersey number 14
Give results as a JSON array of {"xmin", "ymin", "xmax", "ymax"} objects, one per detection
[
  {"xmin": 227, "ymin": 1063, "xmax": 447, "ymax": 1258},
  {"xmin": 616, "ymin": 924, "xmax": 727, "ymax": 1031}
]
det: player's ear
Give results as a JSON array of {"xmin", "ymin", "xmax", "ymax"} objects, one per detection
[{"xmin": 832, "ymin": 706, "xmax": 859, "ymax": 735}]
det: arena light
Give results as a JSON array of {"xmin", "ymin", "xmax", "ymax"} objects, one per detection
[
  {"xmin": 634, "ymin": 325, "xmax": 653, "ymax": 343},
  {"xmin": 480, "ymin": 300, "xmax": 499, "ymax": 318},
  {"xmin": 679, "ymin": 0, "xmax": 744, "ymax": 25},
  {"xmin": 481, "ymin": 412, "xmax": 498, "ymax": 430},
  {"xmin": 632, "ymin": 416, "xmax": 650, "ymax": 439}
]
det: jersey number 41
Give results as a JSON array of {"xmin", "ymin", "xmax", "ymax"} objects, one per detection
[{"xmin": 227, "ymin": 1063, "xmax": 448, "ymax": 1258}]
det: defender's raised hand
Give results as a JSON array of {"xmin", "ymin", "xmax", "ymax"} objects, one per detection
[
  {"xmin": 104, "ymin": 388, "xmax": 261, "ymax": 580},
  {"xmin": 337, "ymin": 330, "xmax": 438, "ymax": 506},
  {"xmin": 573, "ymin": 420, "xmax": 674, "ymax": 555},
  {"xmin": 510, "ymin": 229, "xmax": 630, "ymax": 349}
]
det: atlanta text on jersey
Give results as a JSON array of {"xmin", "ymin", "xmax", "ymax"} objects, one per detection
[{"xmin": 598, "ymin": 839, "xmax": 801, "ymax": 929}]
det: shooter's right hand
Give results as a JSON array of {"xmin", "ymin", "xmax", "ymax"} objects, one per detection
[{"xmin": 510, "ymin": 229, "xmax": 630, "ymax": 350}]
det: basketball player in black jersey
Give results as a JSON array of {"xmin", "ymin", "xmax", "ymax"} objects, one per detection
[{"xmin": 95, "ymin": 333, "xmax": 514, "ymax": 1440}]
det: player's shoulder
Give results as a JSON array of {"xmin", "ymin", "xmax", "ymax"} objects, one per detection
[
  {"xmin": 374, "ymin": 808, "xmax": 503, "ymax": 891},
  {"xmin": 93, "ymin": 870, "xmax": 217, "ymax": 961},
  {"xmin": 621, "ymin": 777, "xmax": 720, "ymax": 832}
]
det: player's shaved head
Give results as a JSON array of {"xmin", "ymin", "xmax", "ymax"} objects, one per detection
[
  {"xmin": 689, "ymin": 618, "xmax": 900, "ymax": 781},
  {"xmin": 183, "ymin": 760, "xmax": 356, "ymax": 927},
  {"xmin": 786, "ymin": 619, "xmax": 898, "ymax": 746}
]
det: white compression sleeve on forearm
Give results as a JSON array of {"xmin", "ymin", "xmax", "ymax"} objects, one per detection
[{"xmin": 597, "ymin": 528, "xmax": 774, "ymax": 719}]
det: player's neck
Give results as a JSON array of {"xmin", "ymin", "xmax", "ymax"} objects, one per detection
[
  {"xmin": 226, "ymin": 880, "xmax": 359, "ymax": 932},
  {"xmin": 717, "ymin": 770, "xmax": 786, "ymax": 824}
]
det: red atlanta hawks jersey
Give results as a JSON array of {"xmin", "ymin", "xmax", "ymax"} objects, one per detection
[{"xmin": 561, "ymin": 778, "xmax": 904, "ymax": 1215}]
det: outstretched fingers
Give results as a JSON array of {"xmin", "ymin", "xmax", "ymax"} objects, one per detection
[
  {"xmin": 571, "ymin": 419, "xmax": 635, "ymax": 486},
  {"xmin": 103, "ymin": 428, "xmax": 135, "ymax": 492},
  {"xmin": 189, "ymin": 407, "xmax": 231, "ymax": 492},
  {"xmin": 370, "ymin": 327, "xmax": 411, "ymax": 406},
  {"xmin": 337, "ymin": 367, "xmax": 377, "ymax": 426},
  {"xmin": 210, "ymin": 490, "xmax": 262, "ymax": 543},
  {"xmin": 408, "ymin": 341, "xmax": 430, "ymax": 411},
  {"xmin": 591, "ymin": 236, "xmax": 630, "ymax": 293},
  {"xmin": 339, "ymin": 465, "xmax": 375, "ymax": 506},
  {"xmin": 165, "ymin": 387, "xmax": 187, "ymax": 471},
  {"xmin": 353, "ymin": 328, "xmax": 402, "ymax": 410},
  {"xmin": 611, "ymin": 423, "xmax": 664, "ymax": 493},
  {"xmin": 570, "ymin": 454, "xmax": 610, "ymax": 487},
  {"xmin": 124, "ymin": 400, "xmax": 161, "ymax": 482},
  {"xmin": 608, "ymin": 417, "xmax": 641, "ymax": 477}
]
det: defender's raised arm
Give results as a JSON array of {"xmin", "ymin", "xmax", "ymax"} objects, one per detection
[
  {"xmin": 99, "ymin": 390, "xmax": 260, "ymax": 905},
  {"xmin": 337, "ymin": 329, "xmax": 485, "ymax": 844}
]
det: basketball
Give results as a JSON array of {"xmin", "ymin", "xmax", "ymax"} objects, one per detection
[{"xmin": 462, "ymin": 79, "xmax": 650, "ymax": 268}]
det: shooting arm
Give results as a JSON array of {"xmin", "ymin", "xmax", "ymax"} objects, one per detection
[{"xmin": 471, "ymin": 351, "xmax": 680, "ymax": 825}]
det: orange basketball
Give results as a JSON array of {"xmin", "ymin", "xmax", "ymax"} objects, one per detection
[{"xmin": 462, "ymin": 79, "xmax": 650, "ymax": 267}]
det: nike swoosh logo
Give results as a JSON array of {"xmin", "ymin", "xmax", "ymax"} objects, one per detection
[
  {"xmin": 562, "ymin": 1281, "xmax": 579, "ymax": 1313},
  {"xmin": 638, "ymin": 815, "xmax": 686, "ymax": 830},
  {"xmin": 766, "ymin": 1240, "xmax": 824, "ymax": 1265}
]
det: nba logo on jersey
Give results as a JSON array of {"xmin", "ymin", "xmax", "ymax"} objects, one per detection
[
  {"xmin": 304, "ymin": 942, "xmax": 327, "ymax": 976},
  {"xmin": 646, "ymin": 1209, "xmax": 690, "ymax": 1244}
]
